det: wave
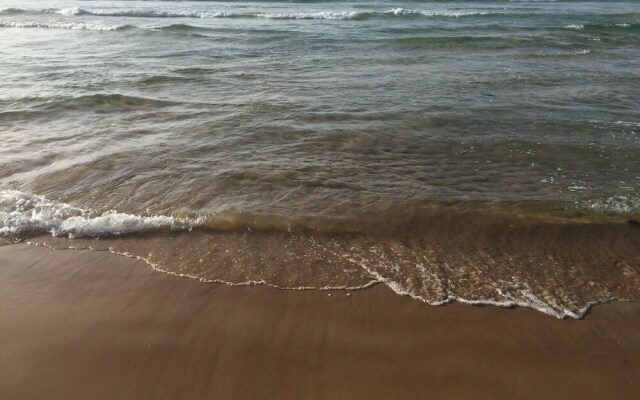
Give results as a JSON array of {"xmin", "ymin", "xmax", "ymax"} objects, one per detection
[
  {"xmin": 15, "ymin": 6, "xmax": 639, "ymax": 25},
  {"xmin": 527, "ymin": 48, "xmax": 592, "ymax": 58},
  {"xmin": 42, "ymin": 94, "xmax": 174, "ymax": 110},
  {"xmin": 0, "ymin": 190, "xmax": 198, "ymax": 238},
  {"xmin": 0, "ymin": 21, "xmax": 128, "ymax": 31},
  {"xmin": 391, "ymin": 35, "xmax": 503, "ymax": 46},
  {"xmin": 45, "ymin": 7, "xmax": 504, "ymax": 21},
  {"xmin": 577, "ymin": 195, "xmax": 640, "ymax": 215},
  {"xmin": 0, "ymin": 7, "xmax": 33, "ymax": 15},
  {"xmin": 0, "ymin": 190, "xmax": 402, "ymax": 238},
  {"xmin": 0, "ymin": 110, "xmax": 41, "ymax": 122},
  {"xmin": 564, "ymin": 23, "xmax": 640, "ymax": 32},
  {"xmin": 54, "ymin": 6, "xmax": 230, "ymax": 19},
  {"xmin": 3, "ymin": 190, "xmax": 640, "ymax": 320},
  {"xmin": 6, "ymin": 190, "xmax": 640, "ymax": 318},
  {"xmin": 154, "ymin": 23, "xmax": 214, "ymax": 33},
  {"xmin": 383, "ymin": 8, "xmax": 495, "ymax": 18},
  {"xmin": 1, "ymin": 94, "xmax": 172, "ymax": 120},
  {"xmin": 3, "ymin": 189, "xmax": 638, "ymax": 239}
]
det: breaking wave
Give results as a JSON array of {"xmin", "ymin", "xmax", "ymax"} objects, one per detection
[
  {"xmin": 45, "ymin": 7, "xmax": 504, "ymax": 21},
  {"xmin": 0, "ymin": 190, "xmax": 199, "ymax": 238},
  {"xmin": 0, "ymin": 20, "xmax": 128, "ymax": 31},
  {"xmin": 577, "ymin": 195, "xmax": 640, "ymax": 215},
  {"xmin": 564, "ymin": 22, "xmax": 640, "ymax": 32}
]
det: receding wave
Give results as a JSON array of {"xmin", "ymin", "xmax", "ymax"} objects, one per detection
[{"xmin": 3, "ymin": 190, "xmax": 639, "ymax": 319}]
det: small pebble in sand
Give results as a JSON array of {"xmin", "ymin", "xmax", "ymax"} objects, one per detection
[
  {"xmin": 346, "ymin": 293, "xmax": 351, "ymax": 297},
  {"xmin": 327, "ymin": 293, "xmax": 332, "ymax": 297}
]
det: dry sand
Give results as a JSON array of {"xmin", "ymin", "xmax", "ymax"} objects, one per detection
[{"xmin": 1, "ymin": 243, "xmax": 639, "ymax": 400}]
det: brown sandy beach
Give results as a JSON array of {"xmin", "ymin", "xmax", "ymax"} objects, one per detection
[{"xmin": 1, "ymin": 243, "xmax": 639, "ymax": 400}]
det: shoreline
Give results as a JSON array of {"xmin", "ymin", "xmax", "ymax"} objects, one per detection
[
  {"xmin": 1, "ymin": 243, "xmax": 640, "ymax": 399},
  {"xmin": 5, "ymin": 190, "xmax": 640, "ymax": 320},
  {"xmin": 24, "ymin": 240, "xmax": 611, "ymax": 320}
]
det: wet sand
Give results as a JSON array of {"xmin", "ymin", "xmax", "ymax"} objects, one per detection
[{"xmin": 1, "ymin": 243, "xmax": 639, "ymax": 400}]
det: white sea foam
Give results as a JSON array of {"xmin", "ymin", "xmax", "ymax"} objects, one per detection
[
  {"xmin": 48, "ymin": 7, "xmax": 500, "ymax": 21},
  {"xmin": 536, "ymin": 49, "xmax": 592, "ymax": 57},
  {"xmin": 53, "ymin": 8, "xmax": 359, "ymax": 20},
  {"xmin": 384, "ymin": 8, "xmax": 492, "ymax": 18},
  {"xmin": 0, "ymin": 190, "xmax": 198, "ymax": 238},
  {"xmin": 375, "ymin": 258, "xmax": 594, "ymax": 319},
  {"xmin": 577, "ymin": 195, "xmax": 640, "ymax": 215},
  {"xmin": 312, "ymin": 239, "xmax": 601, "ymax": 319},
  {"xmin": 54, "ymin": 7, "xmax": 229, "ymax": 19},
  {"xmin": 55, "ymin": 6, "xmax": 83, "ymax": 16},
  {"xmin": 0, "ymin": 21, "xmax": 125, "ymax": 31},
  {"xmin": 564, "ymin": 24, "xmax": 584, "ymax": 30},
  {"xmin": 614, "ymin": 120, "xmax": 640, "ymax": 127},
  {"xmin": 256, "ymin": 11, "xmax": 361, "ymax": 20}
]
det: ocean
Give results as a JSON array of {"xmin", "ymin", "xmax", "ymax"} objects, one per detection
[{"xmin": 1, "ymin": 0, "xmax": 639, "ymax": 318}]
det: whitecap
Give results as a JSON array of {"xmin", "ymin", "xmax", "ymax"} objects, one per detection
[
  {"xmin": 384, "ymin": 8, "xmax": 491, "ymax": 18},
  {"xmin": 576, "ymin": 195, "xmax": 640, "ymax": 215},
  {"xmin": 0, "ymin": 21, "xmax": 126, "ymax": 31},
  {"xmin": 255, "ymin": 11, "xmax": 361, "ymax": 20},
  {"xmin": 0, "ymin": 190, "xmax": 199, "ymax": 238}
]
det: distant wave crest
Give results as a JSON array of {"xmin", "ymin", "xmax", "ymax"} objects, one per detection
[
  {"xmin": 43, "ymin": 7, "xmax": 503, "ymax": 21},
  {"xmin": 0, "ymin": 20, "xmax": 127, "ymax": 31}
]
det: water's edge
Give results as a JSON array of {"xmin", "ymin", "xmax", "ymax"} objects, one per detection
[{"xmin": 13, "ymin": 240, "xmax": 627, "ymax": 320}]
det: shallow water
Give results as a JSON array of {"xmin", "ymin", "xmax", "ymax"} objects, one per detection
[{"xmin": 1, "ymin": 1, "xmax": 639, "ymax": 317}]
